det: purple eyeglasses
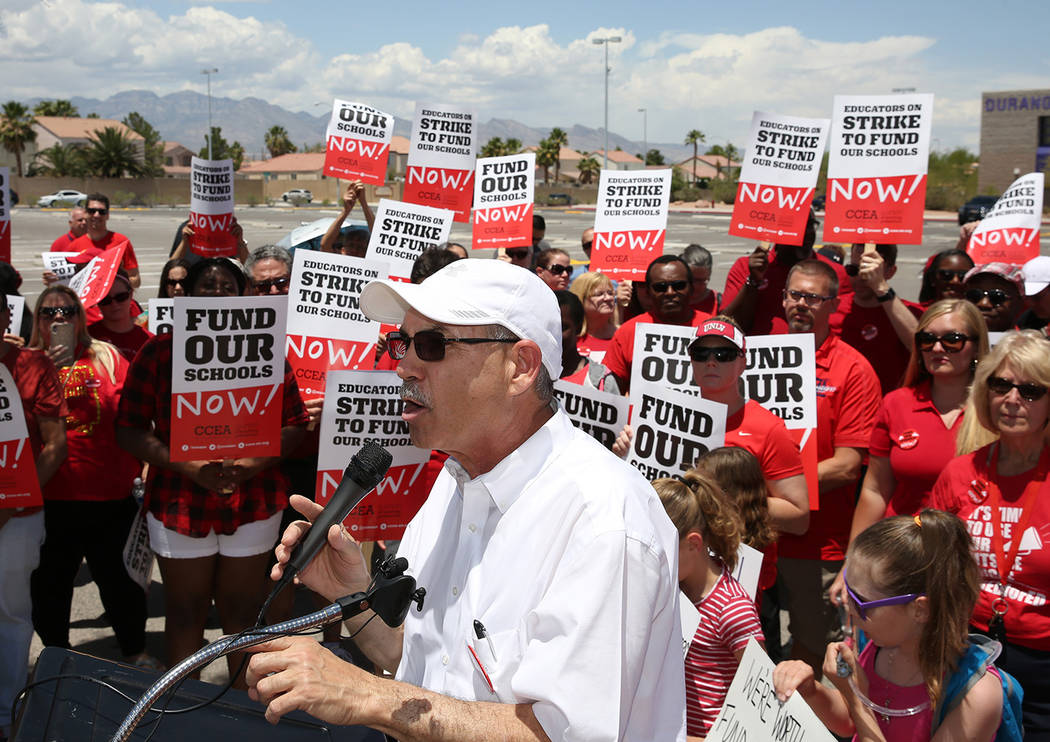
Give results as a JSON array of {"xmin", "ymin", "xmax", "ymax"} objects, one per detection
[{"xmin": 843, "ymin": 567, "xmax": 924, "ymax": 621}]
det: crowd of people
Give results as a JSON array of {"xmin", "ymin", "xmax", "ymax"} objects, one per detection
[{"xmin": 1, "ymin": 188, "xmax": 1049, "ymax": 741}]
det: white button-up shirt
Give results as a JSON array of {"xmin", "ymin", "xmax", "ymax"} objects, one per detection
[{"xmin": 395, "ymin": 410, "xmax": 686, "ymax": 741}]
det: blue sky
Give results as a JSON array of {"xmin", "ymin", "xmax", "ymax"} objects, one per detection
[{"xmin": 2, "ymin": 0, "xmax": 1047, "ymax": 150}]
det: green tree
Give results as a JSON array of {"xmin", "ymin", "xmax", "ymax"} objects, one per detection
[
  {"xmin": 0, "ymin": 101, "xmax": 37, "ymax": 176},
  {"xmin": 228, "ymin": 141, "xmax": 245, "ymax": 171},
  {"xmin": 925, "ymin": 148, "xmax": 979, "ymax": 211},
  {"xmin": 547, "ymin": 127, "xmax": 568, "ymax": 183},
  {"xmin": 264, "ymin": 125, "xmax": 296, "ymax": 158},
  {"xmin": 86, "ymin": 126, "xmax": 143, "ymax": 177},
  {"xmin": 723, "ymin": 143, "xmax": 740, "ymax": 179},
  {"xmin": 33, "ymin": 99, "xmax": 79, "ymax": 117},
  {"xmin": 86, "ymin": 112, "xmax": 100, "ymax": 119},
  {"xmin": 123, "ymin": 111, "xmax": 164, "ymax": 176},
  {"xmin": 28, "ymin": 143, "xmax": 87, "ymax": 177},
  {"xmin": 504, "ymin": 138, "xmax": 522, "ymax": 155},
  {"xmin": 685, "ymin": 129, "xmax": 706, "ymax": 185},
  {"xmin": 199, "ymin": 126, "xmax": 246, "ymax": 168},
  {"xmin": 644, "ymin": 149, "xmax": 665, "ymax": 166},
  {"xmin": 536, "ymin": 137, "xmax": 559, "ymax": 185},
  {"xmin": 480, "ymin": 137, "xmax": 505, "ymax": 158},
  {"xmin": 577, "ymin": 154, "xmax": 600, "ymax": 185}
]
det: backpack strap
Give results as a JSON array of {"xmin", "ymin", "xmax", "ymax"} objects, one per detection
[{"xmin": 933, "ymin": 635, "xmax": 998, "ymax": 730}]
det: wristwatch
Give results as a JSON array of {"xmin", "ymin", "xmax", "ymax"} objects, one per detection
[{"xmin": 875, "ymin": 287, "xmax": 896, "ymax": 303}]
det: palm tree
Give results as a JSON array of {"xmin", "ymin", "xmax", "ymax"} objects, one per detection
[
  {"xmin": 577, "ymin": 155, "xmax": 600, "ymax": 185},
  {"xmin": 33, "ymin": 99, "xmax": 79, "ymax": 117},
  {"xmin": 85, "ymin": 126, "xmax": 143, "ymax": 177},
  {"xmin": 536, "ymin": 137, "xmax": 559, "ymax": 185},
  {"xmin": 685, "ymin": 129, "xmax": 705, "ymax": 185},
  {"xmin": 29, "ymin": 143, "xmax": 87, "ymax": 177},
  {"xmin": 723, "ymin": 142, "xmax": 740, "ymax": 179},
  {"xmin": 0, "ymin": 101, "xmax": 38, "ymax": 176},
  {"xmin": 480, "ymin": 137, "xmax": 505, "ymax": 158},
  {"xmin": 264, "ymin": 125, "xmax": 296, "ymax": 158},
  {"xmin": 504, "ymin": 138, "xmax": 522, "ymax": 155},
  {"xmin": 548, "ymin": 127, "xmax": 568, "ymax": 183}
]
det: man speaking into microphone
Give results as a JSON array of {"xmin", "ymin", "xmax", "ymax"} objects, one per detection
[{"xmin": 246, "ymin": 259, "xmax": 686, "ymax": 741}]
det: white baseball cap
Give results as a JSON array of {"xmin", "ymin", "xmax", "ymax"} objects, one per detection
[
  {"xmin": 360, "ymin": 258, "xmax": 562, "ymax": 380},
  {"xmin": 1022, "ymin": 255, "xmax": 1050, "ymax": 296}
]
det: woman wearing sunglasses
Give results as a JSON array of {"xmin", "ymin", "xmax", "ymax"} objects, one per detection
[
  {"xmin": 931, "ymin": 330, "xmax": 1050, "ymax": 736},
  {"xmin": 27, "ymin": 286, "xmax": 159, "ymax": 670},
  {"xmin": 87, "ymin": 269, "xmax": 153, "ymax": 360},
  {"xmin": 831, "ymin": 300, "xmax": 989, "ymax": 605},
  {"xmin": 158, "ymin": 258, "xmax": 191, "ymax": 299},
  {"xmin": 918, "ymin": 249, "xmax": 974, "ymax": 307},
  {"xmin": 773, "ymin": 510, "xmax": 1004, "ymax": 740},
  {"xmin": 535, "ymin": 248, "xmax": 573, "ymax": 291}
]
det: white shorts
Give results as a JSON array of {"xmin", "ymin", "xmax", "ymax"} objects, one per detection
[{"xmin": 146, "ymin": 511, "xmax": 282, "ymax": 559}]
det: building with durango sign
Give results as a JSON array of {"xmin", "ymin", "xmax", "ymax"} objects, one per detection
[{"xmin": 979, "ymin": 88, "xmax": 1050, "ymax": 196}]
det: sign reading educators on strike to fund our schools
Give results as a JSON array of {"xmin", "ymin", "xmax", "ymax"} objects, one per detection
[
  {"xmin": 628, "ymin": 379, "xmax": 727, "ymax": 481},
  {"xmin": 825, "ymin": 93, "xmax": 934, "ymax": 244},
  {"xmin": 967, "ymin": 172, "xmax": 1045, "ymax": 264},
  {"xmin": 323, "ymin": 99, "xmax": 395, "ymax": 185},
  {"xmin": 590, "ymin": 169, "xmax": 672, "ymax": 282},
  {"xmin": 286, "ymin": 250, "xmax": 387, "ymax": 397},
  {"xmin": 365, "ymin": 199, "xmax": 453, "ymax": 280},
  {"xmin": 189, "ymin": 157, "xmax": 236, "ymax": 257},
  {"xmin": 68, "ymin": 242, "xmax": 127, "ymax": 309},
  {"xmin": 552, "ymin": 379, "xmax": 630, "ymax": 451},
  {"xmin": 471, "ymin": 152, "xmax": 536, "ymax": 251},
  {"xmin": 0, "ymin": 167, "xmax": 10, "ymax": 263},
  {"xmin": 317, "ymin": 370, "xmax": 437, "ymax": 541},
  {"xmin": 148, "ymin": 298, "xmax": 174, "ymax": 335},
  {"xmin": 402, "ymin": 102, "xmax": 477, "ymax": 223},
  {"xmin": 730, "ymin": 111, "xmax": 830, "ymax": 246},
  {"xmin": 0, "ymin": 364, "xmax": 42, "ymax": 509},
  {"xmin": 169, "ymin": 296, "xmax": 287, "ymax": 462},
  {"xmin": 41, "ymin": 252, "xmax": 79, "ymax": 285},
  {"xmin": 706, "ymin": 638, "xmax": 836, "ymax": 742}
]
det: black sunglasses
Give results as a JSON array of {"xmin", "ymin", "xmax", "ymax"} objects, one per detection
[
  {"xmin": 582, "ymin": 240, "xmax": 593, "ymax": 251},
  {"xmin": 387, "ymin": 329, "xmax": 517, "ymax": 362},
  {"xmin": 40, "ymin": 306, "xmax": 77, "ymax": 319},
  {"xmin": 914, "ymin": 331, "xmax": 974, "ymax": 353},
  {"xmin": 965, "ymin": 288, "xmax": 1011, "ymax": 307},
  {"xmin": 252, "ymin": 276, "xmax": 290, "ymax": 293},
  {"xmin": 649, "ymin": 280, "xmax": 689, "ymax": 293},
  {"xmin": 164, "ymin": 277, "xmax": 187, "ymax": 288},
  {"xmin": 988, "ymin": 376, "xmax": 1049, "ymax": 402},
  {"xmin": 689, "ymin": 346, "xmax": 742, "ymax": 363},
  {"xmin": 505, "ymin": 248, "xmax": 529, "ymax": 260},
  {"xmin": 542, "ymin": 264, "xmax": 573, "ymax": 277},
  {"xmin": 936, "ymin": 269, "xmax": 968, "ymax": 282},
  {"xmin": 97, "ymin": 290, "xmax": 131, "ymax": 306},
  {"xmin": 86, "ymin": 207, "xmax": 108, "ymax": 215}
]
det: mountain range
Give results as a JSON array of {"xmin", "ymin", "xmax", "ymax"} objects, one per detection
[{"xmin": 28, "ymin": 90, "xmax": 698, "ymax": 164}]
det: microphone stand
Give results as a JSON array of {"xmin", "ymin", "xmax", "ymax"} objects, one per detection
[{"xmin": 110, "ymin": 559, "xmax": 424, "ymax": 742}]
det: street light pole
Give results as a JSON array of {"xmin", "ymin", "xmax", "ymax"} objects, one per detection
[
  {"xmin": 201, "ymin": 68, "xmax": 219, "ymax": 160},
  {"xmin": 592, "ymin": 36, "xmax": 621, "ymax": 171},
  {"xmin": 638, "ymin": 108, "xmax": 647, "ymax": 166}
]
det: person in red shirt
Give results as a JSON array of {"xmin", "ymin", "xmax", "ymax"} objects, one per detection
[
  {"xmin": 0, "ymin": 296, "xmax": 67, "ymax": 738},
  {"xmin": 830, "ymin": 243, "xmax": 923, "ymax": 394},
  {"xmin": 49, "ymin": 206, "xmax": 88, "ymax": 252},
  {"xmin": 87, "ymin": 270, "xmax": 153, "ymax": 360},
  {"xmin": 603, "ymin": 255, "xmax": 712, "ymax": 391},
  {"xmin": 570, "ymin": 271, "xmax": 619, "ymax": 364},
  {"xmin": 721, "ymin": 210, "xmax": 852, "ymax": 335},
  {"xmin": 557, "ymin": 291, "xmax": 619, "ymax": 393},
  {"xmin": 682, "ymin": 244, "xmax": 721, "ymax": 316},
  {"xmin": 774, "ymin": 260, "xmax": 881, "ymax": 679},
  {"xmin": 67, "ymin": 193, "xmax": 141, "ymax": 289}
]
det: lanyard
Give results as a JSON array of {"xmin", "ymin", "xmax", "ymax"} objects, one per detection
[{"xmin": 983, "ymin": 444, "xmax": 1049, "ymax": 593}]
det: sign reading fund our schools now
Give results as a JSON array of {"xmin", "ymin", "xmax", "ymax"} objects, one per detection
[
  {"xmin": 826, "ymin": 94, "xmax": 934, "ymax": 244},
  {"xmin": 286, "ymin": 251, "xmax": 387, "ymax": 397},
  {"xmin": 403, "ymin": 103, "xmax": 477, "ymax": 223},
  {"xmin": 0, "ymin": 167, "xmax": 10, "ymax": 264},
  {"xmin": 591, "ymin": 169, "xmax": 672, "ymax": 281},
  {"xmin": 189, "ymin": 157, "xmax": 236, "ymax": 257},
  {"xmin": 318, "ymin": 370, "xmax": 435, "ymax": 541},
  {"xmin": 730, "ymin": 111, "xmax": 829, "ymax": 246},
  {"xmin": 323, "ymin": 99, "xmax": 395, "ymax": 184},
  {"xmin": 170, "ymin": 297, "xmax": 287, "ymax": 462},
  {"xmin": 472, "ymin": 153, "xmax": 536, "ymax": 250},
  {"xmin": 552, "ymin": 379, "xmax": 630, "ymax": 450},
  {"xmin": 968, "ymin": 172, "xmax": 1045, "ymax": 264},
  {"xmin": 628, "ymin": 380, "xmax": 727, "ymax": 481},
  {"xmin": 0, "ymin": 364, "xmax": 41, "ymax": 509},
  {"xmin": 365, "ymin": 199, "xmax": 453, "ymax": 280},
  {"xmin": 148, "ymin": 299, "xmax": 174, "ymax": 335}
]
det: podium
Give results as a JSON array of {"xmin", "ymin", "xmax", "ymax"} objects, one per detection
[{"xmin": 13, "ymin": 647, "xmax": 385, "ymax": 741}]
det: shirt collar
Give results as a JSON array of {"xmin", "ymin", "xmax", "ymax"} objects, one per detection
[{"xmin": 443, "ymin": 409, "xmax": 572, "ymax": 514}]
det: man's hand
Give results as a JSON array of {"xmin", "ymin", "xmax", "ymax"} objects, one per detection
[
  {"xmin": 341, "ymin": 184, "xmax": 361, "ymax": 214},
  {"xmin": 42, "ymin": 270, "xmax": 59, "ymax": 286},
  {"xmin": 3, "ymin": 333, "xmax": 25, "ymax": 348},
  {"xmin": 856, "ymin": 250, "xmax": 889, "ymax": 295},
  {"xmin": 748, "ymin": 245, "xmax": 770, "ymax": 283},
  {"xmin": 616, "ymin": 280, "xmax": 632, "ymax": 308}
]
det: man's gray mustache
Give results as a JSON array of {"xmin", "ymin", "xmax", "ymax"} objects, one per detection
[{"xmin": 400, "ymin": 382, "xmax": 431, "ymax": 408}]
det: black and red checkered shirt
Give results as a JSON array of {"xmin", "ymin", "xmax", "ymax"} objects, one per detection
[{"xmin": 117, "ymin": 334, "xmax": 309, "ymax": 537}]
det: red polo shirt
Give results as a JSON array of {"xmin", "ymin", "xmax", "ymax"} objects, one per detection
[
  {"xmin": 49, "ymin": 232, "xmax": 78, "ymax": 252},
  {"xmin": 68, "ymin": 231, "xmax": 139, "ymax": 271},
  {"xmin": 602, "ymin": 308, "xmax": 711, "ymax": 390},
  {"xmin": 830, "ymin": 294, "xmax": 923, "ymax": 394},
  {"xmin": 778, "ymin": 334, "xmax": 881, "ymax": 561}
]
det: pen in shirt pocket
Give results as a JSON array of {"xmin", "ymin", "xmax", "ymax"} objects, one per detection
[{"xmin": 469, "ymin": 619, "xmax": 510, "ymax": 702}]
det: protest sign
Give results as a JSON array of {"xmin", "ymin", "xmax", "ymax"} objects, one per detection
[
  {"xmin": 286, "ymin": 251, "xmax": 387, "ymax": 397},
  {"xmin": 471, "ymin": 153, "xmax": 535, "ymax": 250},
  {"xmin": 189, "ymin": 157, "xmax": 236, "ymax": 257},
  {"xmin": 552, "ymin": 379, "xmax": 630, "ymax": 450},
  {"xmin": 403, "ymin": 102, "xmax": 477, "ymax": 222},
  {"xmin": 591, "ymin": 169, "xmax": 672, "ymax": 281},
  {"xmin": 732, "ymin": 543, "xmax": 764, "ymax": 601},
  {"xmin": 170, "ymin": 296, "xmax": 286, "ymax": 462},
  {"xmin": 323, "ymin": 99, "xmax": 395, "ymax": 184},
  {"xmin": 825, "ymin": 93, "xmax": 934, "ymax": 244},
  {"xmin": 730, "ymin": 111, "xmax": 829, "ymax": 245},
  {"xmin": 42, "ymin": 252, "xmax": 79, "ymax": 285},
  {"xmin": 365, "ymin": 199, "xmax": 453, "ymax": 279},
  {"xmin": 0, "ymin": 364, "xmax": 42, "ymax": 509},
  {"xmin": 68, "ymin": 242, "xmax": 127, "ymax": 309},
  {"xmin": 0, "ymin": 167, "xmax": 9, "ymax": 263},
  {"xmin": 628, "ymin": 380, "xmax": 726, "ymax": 481},
  {"xmin": 967, "ymin": 172, "xmax": 1045, "ymax": 263},
  {"xmin": 4, "ymin": 295, "xmax": 24, "ymax": 338},
  {"xmin": 679, "ymin": 595, "xmax": 702, "ymax": 658},
  {"xmin": 317, "ymin": 370, "xmax": 435, "ymax": 541},
  {"xmin": 148, "ymin": 298, "xmax": 174, "ymax": 335},
  {"xmin": 630, "ymin": 323, "xmax": 699, "ymax": 394},
  {"xmin": 707, "ymin": 637, "xmax": 836, "ymax": 742}
]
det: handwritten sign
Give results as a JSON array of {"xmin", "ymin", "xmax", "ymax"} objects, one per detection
[
  {"xmin": 189, "ymin": 157, "xmax": 236, "ymax": 257},
  {"xmin": 967, "ymin": 172, "xmax": 1044, "ymax": 263},
  {"xmin": 403, "ymin": 102, "xmax": 477, "ymax": 222},
  {"xmin": 471, "ymin": 153, "xmax": 535, "ymax": 250},
  {"xmin": 591, "ymin": 169, "xmax": 672, "ymax": 281},
  {"xmin": 0, "ymin": 364, "xmax": 42, "ymax": 508},
  {"xmin": 365, "ymin": 199, "xmax": 453, "ymax": 280},
  {"xmin": 552, "ymin": 379, "xmax": 630, "ymax": 450},
  {"xmin": 323, "ymin": 99, "xmax": 395, "ymax": 184}
]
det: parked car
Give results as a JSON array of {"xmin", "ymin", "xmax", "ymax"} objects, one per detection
[
  {"xmin": 275, "ymin": 217, "xmax": 369, "ymax": 253},
  {"xmin": 281, "ymin": 189, "xmax": 313, "ymax": 204},
  {"xmin": 958, "ymin": 195, "xmax": 998, "ymax": 225},
  {"xmin": 37, "ymin": 189, "xmax": 87, "ymax": 208},
  {"xmin": 547, "ymin": 193, "xmax": 572, "ymax": 206}
]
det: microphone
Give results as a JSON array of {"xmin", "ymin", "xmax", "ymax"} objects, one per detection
[{"xmin": 278, "ymin": 442, "xmax": 392, "ymax": 589}]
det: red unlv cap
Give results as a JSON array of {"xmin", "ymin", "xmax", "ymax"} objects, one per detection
[{"xmin": 694, "ymin": 318, "xmax": 746, "ymax": 351}]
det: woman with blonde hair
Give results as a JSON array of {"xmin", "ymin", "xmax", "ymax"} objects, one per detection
[{"xmin": 570, "ymin": 271, "xmax": 619, "ymax": 363}]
